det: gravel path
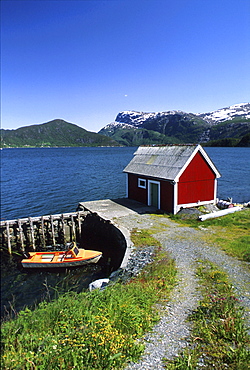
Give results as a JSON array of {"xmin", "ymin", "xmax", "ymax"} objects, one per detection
[{"xmin": 114, "ymin": 214, "xmax": 250, "ymax": 370}]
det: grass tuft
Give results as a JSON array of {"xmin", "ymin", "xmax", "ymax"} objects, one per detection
[
  {"xmin": 130, "ymin": 228, "xmax": 162, "ymax": 249},
  {"xmin": 1, "ymin": 229, "xmax": 176, "ymax": 370}
]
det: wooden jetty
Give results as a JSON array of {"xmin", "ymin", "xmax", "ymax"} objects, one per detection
[{"xmin": 0, "ymin": 211, "xmax": 87, "ymax": 255}]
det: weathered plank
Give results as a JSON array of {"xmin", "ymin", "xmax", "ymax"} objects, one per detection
[
  {"xmin": 0, "ymin": 211, "xmax": 85, "ymax": 227},
  {"xmin": 0, "ymin": 211, "xmax": 86, "ymax": 254},
  {"xmin": 6, "ymin": 221, "xmax": 12, "ymax": 254},
  {"xmin": 61, "ymin": 214, "xmax": 66, "ymax": 245},
  {"xmin": 29, "ymin": 217, "xmax": 36, "ymax": 250},
  {"xmin": 50, "ymin": 215, "xmax": 56, "ymax": 246},
  {"xmin": 17, "ymin": 219, "xmax": 25, "ymax": 251},
  {"xmin": 71, "ymin": 214, "xmax": 76, "ymax": 241},
  {"xmin": 77, "ymin": 211, "xmax": 81, "ymax": 238},
  {"xmin": 41, "ymin": 216, "xmax": 46, "ymax": 248}
]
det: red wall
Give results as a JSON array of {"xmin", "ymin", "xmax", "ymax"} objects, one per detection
[
  {"xmin": 160, "ymin": 180, "xmax": 174, "ymax": 213},
  {"xmin": 128, "ymin": 174, "xmax": 148, "ymax": 204},
  {"xmin": 127, "ymin": 174, "xmax": 174, "ymax": 213},
  {"xmin": 178, "ymin": 152, "xmax": 216, "ymax": 205}
]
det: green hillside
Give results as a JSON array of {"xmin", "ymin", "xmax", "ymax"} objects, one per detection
[
  {"xmin": 107, "ymin": 127, "xmax": 182, "ymax": 146},
  {"xmin": 1, "ymin": 120, "xmax": 120, "ymax": 148},
  {"xmin": 204, "ymin": 132, "xmax": 250, "ymax": 147},
  {"xmin": 208, "ymin": 118, "xmax": 250, "ymax": 141}
]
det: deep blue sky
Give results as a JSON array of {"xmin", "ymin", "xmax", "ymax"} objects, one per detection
[{"xmin": 1, "ymin": 0, "xmax": 250, "ymax": 132}]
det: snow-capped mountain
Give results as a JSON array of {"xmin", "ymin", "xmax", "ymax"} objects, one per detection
[
  {"xmin": 101, "ymin": 103, "xmax": 250, "ymax": 132},
  {"xmin": 197, "ymin": 103, "xmax": 250, "ymax": 124},
  {"xmin": 99, "ymin": 103, "xmax": 250, "ymax": 146},
  {"xmin": 99, "ymin": 121, "xmax": 135, "ymax": 135},
  {"xmin": 114, "ymin": 110, "xmax": 186, "ymax": 127}
]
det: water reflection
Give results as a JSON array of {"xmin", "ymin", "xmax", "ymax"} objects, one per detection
[{"xmin": 1, "ymin": 254, "xmax": 106, "ymax": 320}]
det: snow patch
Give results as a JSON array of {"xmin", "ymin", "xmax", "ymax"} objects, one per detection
[{"xmin": 198, "ymin": 103, "xmax": 250, "ymax": 123}]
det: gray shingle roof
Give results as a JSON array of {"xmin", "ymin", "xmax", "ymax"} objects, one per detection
[{"xmin": 123, "ymin": 145, "xmax": 220, "ymax": 181}]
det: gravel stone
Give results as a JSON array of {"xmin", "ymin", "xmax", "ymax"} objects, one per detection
[
  {"xmin": 114, "ymin": 214, "xmax": 250, "ymax": 370},
  {"xmin": 118, "ymin": 247, "xmax": 155, "ymax": 282}
]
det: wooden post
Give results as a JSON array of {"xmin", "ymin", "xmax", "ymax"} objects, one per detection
[
  {"xmin": 77, "ymin": 212, "xmax": 81, "ymax": 239},
  {"xmin": 61, "ymin": 214, "xmax": 66, "ymax": 244},
  {"xmin": 6, "ymin": 221, "xmax": 12, "ymax": 254},
  {"xmin": 71, "ymin": 214, "xmax": 76, "ymax": 241},
  {"xmin": 41, "ymin": 216, "xmax": 46, "ymax": 248},
  {"xmin": 29, "ymin": 217, "xmax": 36, "ymax": 250},
  {"xmin": 17, "ymin": 219, "xmax": 25, "ymax": 251},
  {"xmin": 50, "ymin": 215, "xmax": 56, "ymax": 246}
]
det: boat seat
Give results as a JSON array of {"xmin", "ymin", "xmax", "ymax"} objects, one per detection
[
  {"xmin": 41, "ymin": 256, "xmax": 54, "ymax": 262},
  {"xmin": 42, "ymin": 257, "xmax": 54, "ymax": 262},
  {"xmin": 42, "ymin": 254, "xmax": 54, "ymax": 258}
]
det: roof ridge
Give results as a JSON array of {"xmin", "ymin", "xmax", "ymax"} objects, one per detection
[{"xmin": 140, "ymin": 144, "xmax": 197, "ymax": 147}]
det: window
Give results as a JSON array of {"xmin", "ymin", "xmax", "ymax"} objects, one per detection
[
  {"xmin": 138, "ymin": 178, "xmax": 146, "ymax": 189},
  {"xmin": 73, "ymin": 246, "xmax": 79, "ymax": 256}
]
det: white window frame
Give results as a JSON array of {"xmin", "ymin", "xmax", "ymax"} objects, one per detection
[{"xmin": 138, "ymin": 178, "xmax": 147, "ymax": 189}]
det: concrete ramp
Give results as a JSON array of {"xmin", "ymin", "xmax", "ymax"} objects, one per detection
[
  {"xmin": 77, "ymin": 198, "xmax": 157, "ymax": 270},
  {"xmin": 78, "ymin": 198, "xmax": 157, "ymax": 220}
]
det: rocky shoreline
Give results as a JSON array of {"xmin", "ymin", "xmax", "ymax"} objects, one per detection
[{"xmin": 110, "ymin": 246, "xmax": 155, "ymax": 283}]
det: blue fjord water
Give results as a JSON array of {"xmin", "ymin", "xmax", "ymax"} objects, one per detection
[
  {"xmin": 1, "ymin": 146, "xmax": 249, "ymax": 317},
  {"xmin": 1, "ymin": 146, "xmax": 250, "ymax": 221}
]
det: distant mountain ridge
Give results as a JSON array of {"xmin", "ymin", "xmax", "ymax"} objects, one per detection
[
  {"xmin": 1, "ymin": 104, "xmax": 250, "ymax": 148},
  {"xmin": 1, "ymin": 119, "xmax": 120, "ymax": 148},
  {"xmin": 198, "ymin": 103, "xmax": 250, "ymax": 123},
  {"xmin": 99, "ymin": 103, "xmax": 250, "ymax": 146}
]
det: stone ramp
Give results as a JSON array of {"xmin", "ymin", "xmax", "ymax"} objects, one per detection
[{"xmin": 78, "ymin": 198, "xmax": 157, "ymax": 269}]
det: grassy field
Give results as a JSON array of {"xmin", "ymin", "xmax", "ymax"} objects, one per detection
[
  {"xmin": 171, "ymin": 208, "xmax": 250, "ymax": 262},
  {"xmin": 1, "ymin": 230, "xmax": 176, "ymax": 370},
  {"xmin": 164, "ymin": 260, "xmax": 250, "ymax": 369}
]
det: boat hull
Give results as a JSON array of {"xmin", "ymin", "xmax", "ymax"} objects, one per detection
[
  {"xmin": 21, "ymin": 254, "xmax": 102, "ymax": 268},
  {"xmin": 21, "ymin": 247, "xmax": 102, "ymax": 269}
]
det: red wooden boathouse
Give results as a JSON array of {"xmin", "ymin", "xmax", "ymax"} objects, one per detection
[{"xmin": 123, "ymin": 145, "xmax": 221, "ymax": 214}]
